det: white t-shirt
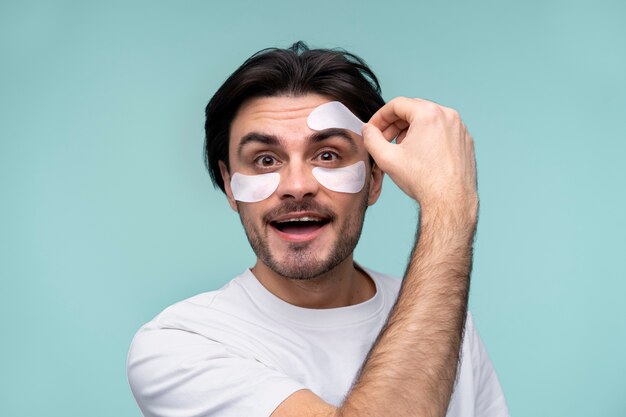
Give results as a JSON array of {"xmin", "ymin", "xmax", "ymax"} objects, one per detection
[{"xmin": 127, "ymin": 268, "xmax": 509, "ymax": 417}]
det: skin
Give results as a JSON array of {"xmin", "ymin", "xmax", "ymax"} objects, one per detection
[
  {"xmin": 220, "ymin": 94, "xmax": 383, "ymax": 308},
  {"xmin": 221, "ymin": 94, "xmax": 478, "ymax": 417}
]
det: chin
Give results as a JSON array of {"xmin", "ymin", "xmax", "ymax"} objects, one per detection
[{"xmin": 264, "ymin": 247, "xmax": 348, "ymax": 280}]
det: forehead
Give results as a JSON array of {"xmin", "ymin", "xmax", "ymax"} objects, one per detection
[{"xmin": 230, "ymin": 94, "xmax": 332, "ymax": 142}]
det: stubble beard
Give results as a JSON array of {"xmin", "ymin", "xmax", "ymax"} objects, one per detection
[{"xmin": 238, "ymin": 192, "xmax": 369, "ymax": 280}]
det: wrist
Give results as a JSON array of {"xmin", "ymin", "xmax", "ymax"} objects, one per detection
[{"xmin": 419, "ymin": 196, "xmax": 478, "ymax": 233}]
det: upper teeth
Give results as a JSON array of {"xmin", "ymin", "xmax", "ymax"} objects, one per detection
[{"xmin": 276, "ymin": 217, "xmax": 322, "ymax": 223}]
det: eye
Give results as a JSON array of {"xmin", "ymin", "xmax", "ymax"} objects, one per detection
[
  {"xmin": 317, "ymin": 151, "xmax": 339, "ymax": 162},
  {"xmin": 254, "ymin": 155, "xmax": 279, "ymax": 168}
]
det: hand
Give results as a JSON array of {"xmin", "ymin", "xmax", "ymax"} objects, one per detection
[{"xmin": 363, "ymin": 97, "xmax": 478, "ymax": 220}]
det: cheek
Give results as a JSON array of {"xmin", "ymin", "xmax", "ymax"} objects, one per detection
[{"xmin": 237, "ymin": 203, "xmax": 265, "ymax": 232}]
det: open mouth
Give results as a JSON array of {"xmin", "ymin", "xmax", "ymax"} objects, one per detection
[{"xmin": 270, "ymin": 216, "xmax": 331, "ymax": 236}]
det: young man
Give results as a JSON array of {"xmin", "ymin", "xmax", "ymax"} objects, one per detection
[{"xmin": 127, "ymin": 42, "xmax": 509, "ymax": 417}]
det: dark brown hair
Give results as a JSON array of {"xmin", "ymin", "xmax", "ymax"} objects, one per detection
[{"xmin": 204, "ymin": 41, "xmax": 385, "ymax": 193}]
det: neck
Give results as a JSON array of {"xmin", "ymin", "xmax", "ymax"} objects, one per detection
[{"xmin": 251, "ymin": 256, "xmax": 376, "ymax": 309}]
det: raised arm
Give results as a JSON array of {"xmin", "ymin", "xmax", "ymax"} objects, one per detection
[{"xmin": 272, "ymin": 97, "xmax": 478, "ymax": 417}]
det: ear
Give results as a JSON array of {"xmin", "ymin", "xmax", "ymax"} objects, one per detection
[
  {"xmin": 219, "ymin": 160, "xmax": 239, "ymax": 212},
  {"xmin": 367, "ymin": 162, "xmax": 384, "ymax": 206}
]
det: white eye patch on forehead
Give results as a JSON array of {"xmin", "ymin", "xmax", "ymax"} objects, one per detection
[
  {"xmin": 229, "ymin": 101, "xmax": 367, "ymax": 203},
  {"xmin": 306, "ymin": 101, "xmax": 365, "ymax": 136}
]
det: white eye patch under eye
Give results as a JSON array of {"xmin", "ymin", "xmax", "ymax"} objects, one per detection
[
  {"xmin": 230, "ymin": 172, "xmax": 280, "ymax": 203},
  {"xmin": 307, "ymin": 101, "xmax": 365, "ymax": 136},
  {"xmin": 312, "ymin": 161, "xmax": 366, "ymax": 194},
  {"xmin": 229, "ymin": 161, "xmax": 366, "ymax": 202}
]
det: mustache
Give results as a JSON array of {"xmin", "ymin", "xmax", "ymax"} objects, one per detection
[{"xmin": 262, "ymin": 199, "xmax": 336, "ymax": 223}]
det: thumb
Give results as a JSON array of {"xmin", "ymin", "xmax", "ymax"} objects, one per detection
[{"xmin": 362, "ymin": 123, "xmax": 395, "ymax": 170}]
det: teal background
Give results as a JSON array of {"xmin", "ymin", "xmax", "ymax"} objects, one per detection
[{"xmin": 1, "ymin": 0, "xmax": 625, "ymax": 416}]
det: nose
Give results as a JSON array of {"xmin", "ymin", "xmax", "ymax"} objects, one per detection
[{"xmin": 275, "ymin": 161, "xmax": 319, "ymax": 200}]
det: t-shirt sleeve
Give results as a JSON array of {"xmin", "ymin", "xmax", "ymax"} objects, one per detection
[
  {"xmin": 127, "ymin": 325, "xmax": 306, "ymax": 417},
  {"xmin": 466, "ymin": 313, "xmax": 510, "ymax": 417}
]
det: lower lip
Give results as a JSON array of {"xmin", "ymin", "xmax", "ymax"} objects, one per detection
[{"xmin": 270, "ymin": 223, "xmax": 329, "ymax": 243}]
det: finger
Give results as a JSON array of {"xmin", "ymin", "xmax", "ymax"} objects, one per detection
[
  {"xmin": 368, "ymin": 97, "xmax": 419, "ymax": 131},
  {"xmin": 362, "ymin": 123, "xmax": 396, "ymax": 169},
  {"xmin": 381, "ymin": 123, "xmax": 404, "ymax": 141}
]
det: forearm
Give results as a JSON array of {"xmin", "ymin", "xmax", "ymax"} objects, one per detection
[{"xmin": 339, "ymin": 205, "xmax": 477, "ymax": 417}]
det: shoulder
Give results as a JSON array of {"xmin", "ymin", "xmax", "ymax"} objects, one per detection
[
  {"xmin": 137, "ymin": 271, "xmax": 254, "ymax": 329},
  {"xmin": 126, "ymin": 271, "xmax": 307, "ymax": 417},
  {"xmin": 127, "ymin": 272, "xmax": 254, "ymax": 363}
]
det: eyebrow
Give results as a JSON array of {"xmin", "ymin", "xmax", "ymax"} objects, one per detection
[
  {"xmin": 237, "ymin": 128, "xmax": 358, "ymax": 158},
  {"xmin": 310, "ymin": 128, "xmax": 358, "ymax": 152}
]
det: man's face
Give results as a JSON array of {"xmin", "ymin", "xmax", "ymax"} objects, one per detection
[{"xmin": 220, "ymin": 94, "xmax": 383, "ymax": 280}]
